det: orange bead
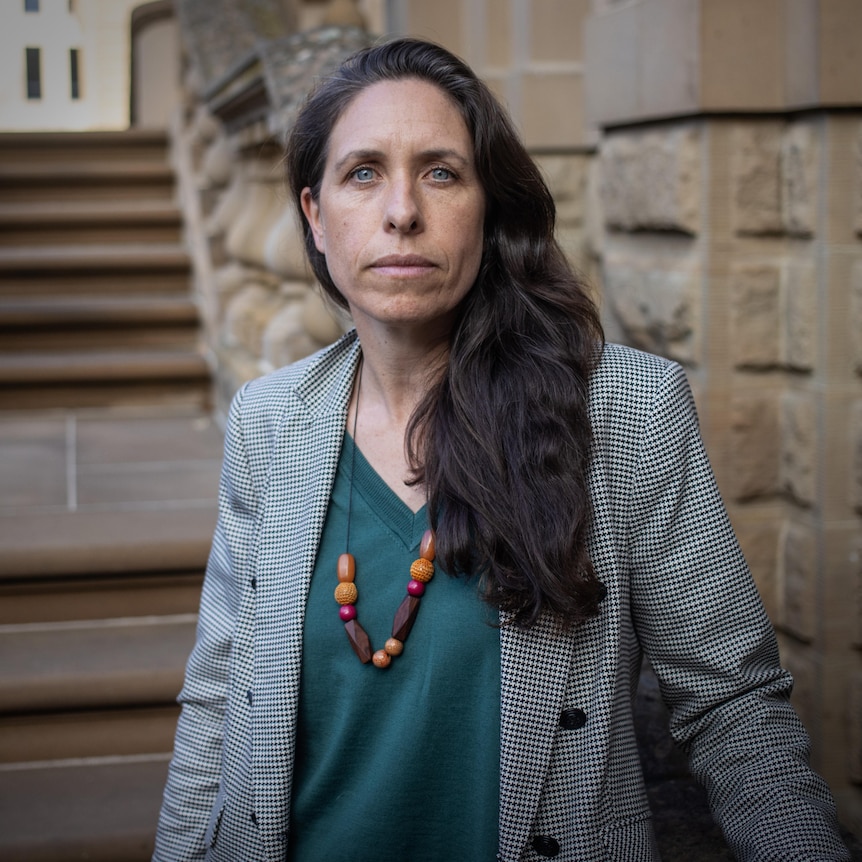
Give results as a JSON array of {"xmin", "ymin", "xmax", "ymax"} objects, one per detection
[
  {"xmin": 337, "ymin": 553, "xmax": 356, "ymax": 582},
  {"xmin": 384, "ymin": 637, "xmax": 404, "ymax": 656},
  {"xmin": 410, "ymin": 558, "xmax": 434, "ymax": 583},
  {"xmin": 372, "ymin": 649, "xmax": 391, "ymax": 668},
  {"xmin": 420, "ymin": 529, "xmax": 436, "ymax": 561},
  {"xmin": 334, "ymin": 582, "xmax": 358, "ymax": 605}
]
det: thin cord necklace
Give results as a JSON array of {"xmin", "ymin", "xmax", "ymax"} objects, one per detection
[{"xmin": 334, "ymin": 359, "xmax": 436, "ymax": 669}]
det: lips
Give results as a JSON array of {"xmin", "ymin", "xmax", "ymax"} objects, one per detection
[{"xmin": 371, "ymin": 254, "xmax": 436, "ymax": 269}]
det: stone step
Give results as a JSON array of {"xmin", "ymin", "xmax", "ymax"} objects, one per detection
[
  {"xmin": 0, "ymin": 243, "xmax": 191, "ymax": 276},
  {"xmin": 0, "ymin": 615, "xmax": 195, "ymax": 715},
  {"xmin": 0, "ymin": 296, "xmax": 199, "ymax": 330},
  {"xmin": 0, "ymin": 201, "xmax": 183, "ymax": 246},
  {"xmin": 0, "ymin": 349, "xmax": 209, "ymax": 383},
  {"xmin": 0, "ymin": 705, "xmax": 180, "ymax": 763},
  {"xmin": 0, "ymin": 272, "xmax": 192, "ymax": 298},
  {"xmin": 0, "ymin": 129, "xmax": 171, "ymax": 163},
  {"xmin": 0, "ymin": 755, "xmax": 169, "ymax": 861}
]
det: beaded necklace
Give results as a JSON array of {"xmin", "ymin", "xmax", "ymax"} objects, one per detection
[{"xmin": 334, "ymin": 360, "xmax": 436, "ymax": 669}]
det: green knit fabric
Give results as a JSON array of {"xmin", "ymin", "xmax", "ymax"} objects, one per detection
[{"xmin": 287, "ymin": 435, "xmax": 500, "ymax": 861}]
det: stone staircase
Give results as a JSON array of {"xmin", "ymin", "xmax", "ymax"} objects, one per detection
[{"xmin": 0, "ymin": 130, "xmax": 223, "ymax": 860}]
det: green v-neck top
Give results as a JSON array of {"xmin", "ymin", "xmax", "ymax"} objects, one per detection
[{"xmin": 287, "ymin": 435, "xmax": 501, "ymax": 861}]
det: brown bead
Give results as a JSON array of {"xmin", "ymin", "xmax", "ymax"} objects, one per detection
[
  {"xmin": 334, "ymin": 582, "xmax": 358, "ymax": 605},
  {"xmin": 410, "ymin": 558, "xmax": 434, "ymax": 583},
  {"xmin": 337, "ymin": 553, "xmax": 355, "ymax": 582},
  {"xmin": 420, "ymin": 529, "xmax": 436, "ymax": 561},
  {"xmin": 344, "ymin": 619, "xmax": 372, "ymax": 663},
  {"xmin": 392, "ymin": 595, "xmax": 421, "ymax": 641},
  {"xmin": 372, "ymin": 649, "xmax": 391, "ymax": 668},
  {"xmin": 384, "ymin": 637, "xmax": 404, "ymax": 656}
]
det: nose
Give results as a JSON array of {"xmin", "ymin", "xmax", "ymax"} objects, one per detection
[{"xmin": 383, "ymin": 175, "xmax": 422, "ymax": 234}]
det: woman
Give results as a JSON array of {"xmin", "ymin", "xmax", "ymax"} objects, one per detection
[{"xmin": 154, "ymin": 38, "xmax": 850, "ymax": 861}]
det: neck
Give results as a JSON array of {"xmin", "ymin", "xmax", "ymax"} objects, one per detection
[{"xmin": 352, "ymin": 320, "xmax": 450, "ymax": 427}]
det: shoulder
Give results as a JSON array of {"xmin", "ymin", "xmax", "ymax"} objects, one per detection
[
  {"xmin": 589, "ymin": 342, "xmax": 697, "ymax": 446},
  {"xmin": 235, "ymin": 329, "xmax": 359, "ymax": 422}
]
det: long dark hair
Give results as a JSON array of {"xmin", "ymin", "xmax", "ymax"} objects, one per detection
[{"xmin": 286, "ymin": 37, "xmax": 605, "ymax": 628}]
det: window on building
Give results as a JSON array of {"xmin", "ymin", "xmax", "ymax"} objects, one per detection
[
  {"xmin": 70, "ymin": 48, "xmax": 81, "ymax": 99},
  {"xmin": 24, "ymin": 0, "xmax": 39, "ymax": 12},
  {"xmin": 25, "ymin": 47, "xmax": 41, "ymax": 99}
]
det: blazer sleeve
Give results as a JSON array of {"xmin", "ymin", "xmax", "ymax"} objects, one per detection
[
  {"xmin": 626, "ymin": 360, "xmax": 850, "ymax": 861},
  {"xmin": 153, "ymin": 384, "xmax": 257, "ymax": 862}
]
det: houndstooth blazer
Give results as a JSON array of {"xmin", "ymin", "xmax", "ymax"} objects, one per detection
[{"xmin": 154, "ymin": 331, "xmax": 849, "ymax": 862}]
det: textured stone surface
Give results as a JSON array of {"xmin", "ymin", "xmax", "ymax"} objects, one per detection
[
  {"xmin": 732, "ymin": 123, "xmax": 783, "ymax": 235},
  {"xmin": 778, "ymin": 521, "xmax": 817, "ymax": 642},
  {"xmin": 731, "ymin": 264, "xmax": 781, "ymax": 368},
  {"xmin": 222, "ymin": 281, "xmax": 285, "ymax": 357},
  {"xmin": 175, "ymin": 0, "xmax": 297, "ymax": 85},
  {"xmin": 604, "ymin": 260, "xmax": 700, "ymax": 364},
  {"xmin": 856, "ymin": 123, "xmax": 862, "ymax": 237},
  {"xmin": 729, "ymin": 395, "xmax": 781, "ymax": 501},
  {"xmin": 851, "ymin": 672, "xmax": 862, "ymax": 786},
  {"xmin": 853, "ymin": 261, "xmax": 862, "ymax": 375},
  {"xmin": 785, "ymin": 260, "xmax": 816, "ymax": 371},
  {"xmin": 781, "ymin": 392, "xmax": 816, "ymax": 507},
  {"xmin": 600, "ymin": 125, "xmax": 701, "ymax": 234},
  {"xmin": 730, "ymin": 261, "xmax": 816, "ymax": 372},
  {"xmin": 854, "ymin": 401, "xmax": 862, "ymax": 516},
  {"xmin": 782, "ymin": 121, "xmax": 818, "ymax": 237}
]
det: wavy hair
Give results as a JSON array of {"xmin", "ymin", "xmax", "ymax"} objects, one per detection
[{"xmin": 286, "ymin": 37, "xmax": 605, "ymax": 627}]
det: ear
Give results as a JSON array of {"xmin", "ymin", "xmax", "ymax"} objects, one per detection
[{"xmin": 300, "ymin": 187, "xmax": 326, "ymax": 254}]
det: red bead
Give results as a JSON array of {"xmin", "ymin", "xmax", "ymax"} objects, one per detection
[
  {"xmin": 407, "ymin": 579, "xmax": 425, "ymax": 597},
  {"xmin": 339, "ymin": 604, "xmax": 357, "ymax": 621}
]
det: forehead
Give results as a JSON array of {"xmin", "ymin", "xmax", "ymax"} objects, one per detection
[{"xmin": 326, "ymin": 78, "xmax": 473, "ymax": 164}]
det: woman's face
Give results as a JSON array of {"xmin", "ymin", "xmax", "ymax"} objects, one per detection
[{"xmin": 301, "ymin": 78, "xmax": 485, "ymax": 340}]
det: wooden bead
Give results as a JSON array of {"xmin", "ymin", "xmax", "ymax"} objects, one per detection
[
  {"xmin": 337, "ymin": 553, "xmax": 356, "ymax": 582},
  {"xmin": 384, "ymin": 638, "xmax": 403, "ymax": 656},
  {"xmin": 392, "ymin": 595, "xmax": 421, "ymax": 641},
  {"xmin": 372, "ymin": 649, "xmax": 391, "ymax": 668},
  {"xmin": 410, "ymin": 558, "xmax": 434, "ymax": 583},
  {"xmin": 420, "ymin": 529, "xmax": 436, "ymax": 561},
  {"xmin": 334, "ymin": 582, "xmax": 358, "ymax": 605},
  {"xmin": 344, "ymin": 619, "xmax": 372, "ymax": 663}
]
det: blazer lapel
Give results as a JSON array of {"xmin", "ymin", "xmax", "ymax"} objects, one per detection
[
  {"xmin": 498, "ymin": 612, "xmax": 577, "ymax": 861},
  {"xmin": 251, "ymin": 337, "xmax": 361, "ymax": 858}
]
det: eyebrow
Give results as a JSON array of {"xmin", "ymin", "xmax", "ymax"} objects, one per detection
[{"xmin": 331, "ymin": 148, "xmax": 472, "ymax": 175}]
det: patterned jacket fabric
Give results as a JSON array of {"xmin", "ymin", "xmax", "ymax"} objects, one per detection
[{"xmin": 153, "ymin": 331, "xmax": 850, "ymax": 862}]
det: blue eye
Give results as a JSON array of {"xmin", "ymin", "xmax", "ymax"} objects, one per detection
[
  {"xmin": 352, "ymin": 167, "xmax": 375, "ymax": 182},
  {"xmin": 430, "ymin": 167, "xmax": 452, "ymax": 181}
]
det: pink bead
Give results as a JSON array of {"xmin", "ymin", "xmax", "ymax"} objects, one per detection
[
  {"xmin": 407, "ymin": 579, "xmax": 425, "ymax": 597},
  {"xmin": 339, "ymin": 604, "xmax": 357, "ymax": 621}
]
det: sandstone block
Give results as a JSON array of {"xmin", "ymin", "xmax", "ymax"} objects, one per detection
[
  {"xmin": 851, "ymin": 671, "xmax": 862, "ymax": 785},
  {"xmin": 600, "ymin": 125, "xmax": 701, "ymax": 235},
  {"xmin": 856, "ymin": 123, "xmax": 862, "ymax": 237},
  {"xmin": 222, "ymin": 281, "xmax": 285, "ymax": 358},
  {"xmin": 778, "ymin": 520, "xmax": 817, "ymax": 643},
  {"xmin": 734, "ymin": 520, "xmax": 780, "ymax": 622},
  {"xmin": 301, "ymin": 289, "xmax": 348, "ymax": 346},
  {"xmin": 604, "ymin": 260, "xmax": 700, "ymax": 364},
  {"xmin": 781, "ymin": 122, "xmax": 818, "ymax": 238},
  {"xmin": 853, "ymin": 260, "xmax": 862, "ymax": 375},
  {"xmin": 731, "ymin": 264, "xmax": 781, "ymax": 368},
  {"xmin": 264, "ymin": 208, "xmax": 309, "ymax": 281},
  {"xmin": 225, "ymin": 178, "xmax": 286, "ymax": 271},
  {"xmin": 731, "ymin": 122, "xmax": 783, "ymax": 236},
  {"xmin": 785, "ymin": 260, "xmax": 816, "ymax": 371},
  {"xmin": 729, "ymin": 394, "xmax": 781, "ymax": 501},
  {"xmin": 853, "ymin": 401, "xmax": 862, "ymax": 516},
  {"xmin": 261, "ymin": 300, "xmax": 318, "ymax": 373},
  {"xmin": 780, "ymin": 392, "xmax": 816, "ymax": 507},
  {"xmin": 730, "ymin": 262, "xmax": 816, "ymax": 372},
  {"xmin": 536, "ymin": 154, "xmax": 587, "ymax": 229},
  {"xmin": 200, "ymin": 136, "xmax": 232, "ymax": 189}
]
